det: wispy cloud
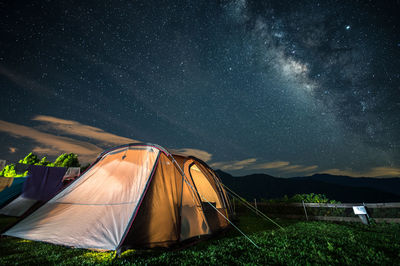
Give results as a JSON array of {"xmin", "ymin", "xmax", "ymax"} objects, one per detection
[
  {"xmin": 33, "ymin": 115, "xmax": 139, "ymax": 145},
  {"xmin": 170, "ymin": 148, "xmax": 212, "ymax": 162},
  {"xmin": 213, "ymin": 158, "xmax": 318, "ymax": 175},
  {"xmin": 279, "ymin": 164, "xmax": 318, "ymax": 173},
  {"xmin": 0, "ymin": 116, "xmax": 214, "ymax": 164},
  {"xmin": 0, "ymin": 120, "xmax": 103, "ymax": 162},
  {"xmin": 211, "ymin": 158, "xmax": 257, "ymax": 171},
  {"xmin": 251, "ymin": 161, "xmax": 289, "ymax": 169},
  {"xmin": 368, "ymin": 167, "xmax": 400, "ymax": 177},
  {"xmin": 321, "ymin": 167, "xmax": 400, "ymax": 178}
]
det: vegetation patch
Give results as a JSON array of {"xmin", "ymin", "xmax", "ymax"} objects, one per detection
[
  {"xmin": 0, "ymin": 152, "xmax": 81, "ymax": 177},
  {"xmin": 1, "ymin": 214, "xmax": 399, "ymax": 265}
]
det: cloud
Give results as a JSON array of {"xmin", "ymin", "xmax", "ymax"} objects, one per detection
[
  {"xmin": 211, "ymin": 158, "xmax": 257, "ymax": 171},
  {"xmin": 212, "ymin": 158, "xmax": 318, "ymax": 175},
  {"xmin": 280, "ymin": 164, "xmax": 318, "ymax": 173},
  {"xmin": 251, "ymin": 161, "xmax": 289, "ymax": 169},
  {"xmin": 32, "ymin": 146, "xmax": 62, "ymax": 156},
  {"xmin": 252, "ymin": 160, "xmax": 318, "ymax": 174},
  {"xmin": 368, "ymin": 167, "xmax": 400, "ymax": 177},
  {"xmin": 33, "ymin": 115, "xmax": 139, "ymax": 145},
  {"xmin": 0, "ymin": 116, "xmax": 214, "ymax": 165},
  {"xmin": 170, "ymin": 148, "xmax": 212, "ymax": 162},
  {"xmin": 0, "ymin": 120, "xmax": 103, "ymax": 163},
  {"xmin": 321, "ymin": 167, "xmax": 400, "ymax": 178},
  {"xmin": 9, "ymin": 147, "xmax": 17, "ymax": 153}
]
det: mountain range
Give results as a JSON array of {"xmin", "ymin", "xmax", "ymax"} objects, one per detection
[{"xmin": 215, "ymin": 170, "xmax": 400, "ymax": 203}]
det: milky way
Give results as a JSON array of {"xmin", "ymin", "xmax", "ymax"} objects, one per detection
[{"xmin": 0, "ymin": 0, "xmax": 399, "ymax": 177}]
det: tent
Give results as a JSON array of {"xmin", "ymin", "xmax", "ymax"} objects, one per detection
[
  {"xmin": 0, "ymin": 165, "xmax": 68, "ymax": 217},
  {"xmin": 2, "ymin": 143, "xmax": 232, "ymax": 251},
  {"xmin": 0, "ymin": 176, "xmax": 27, "ymax": 207}
]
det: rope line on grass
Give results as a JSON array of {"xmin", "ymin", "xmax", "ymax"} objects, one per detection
[
  {"xmin": 221, "ymin": 183, "xmax": 285, "ymax": 231},
  {"xmin": 183, "ymin": 178, "xmax": 260, "ymax": 249}
]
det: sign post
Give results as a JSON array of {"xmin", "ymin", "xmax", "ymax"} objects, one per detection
[{"xmin": 353, "ymin": 206, "xmax": 369, "ymax": 225}]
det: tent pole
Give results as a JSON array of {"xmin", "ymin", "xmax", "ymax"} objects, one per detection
[{"xmin": 169, "ymin": 155, "xmax": 260, "ymax": 249}]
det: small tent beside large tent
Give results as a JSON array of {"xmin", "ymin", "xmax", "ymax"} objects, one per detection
[
  {"xmin": 3, "ymin": 143, "xmax": 232, "ymax": 251},
  {"xmin": 0, "ymin": 165, "xmax": 68, "ymax": 217},
  {"xmin": 0, "ymin": 176, "xmax": 27, "ymax": 207}
]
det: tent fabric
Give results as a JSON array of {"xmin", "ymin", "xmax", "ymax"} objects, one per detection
[
  {"xmin": 4, "ymin": 146, "xmax": 159, "ymax": 250},
  {"xmin": 122, "ymin": 153, "xmax": 184, "ymax": 247},
  {"xmin": 0, "ymin": 176, "xmax": 27, "ymax": 207},
  {"xmin": 0, "ymin": 165, "xmax": 67, "ymax": 217},
  {"xmin": 62, "ymin": 167, "xmax": 80, "ymax": 182},
  {"xmin": 179, "ymin": 172, "xmax": 211, "ymax": 241},
  {"xmin": 183, "ymin": 160, "xmax": 229, "ymax": 232},
  {"xmin": 0, "ymin": 177, "xmax": 14, "ymax": 192},
  {"xmin": 22, "ymin": 165, "xmax": 67, "ymax": 201},
  {"xmin": 190, "ymin": 164, "xmax": 222, "ymax": 208},
  {"xmin": 0, "ymin": 196, "xmax": 37, "ymax": 216},
  {"xmin": 3, "ymin": 143, "xmax": 231, "ymax": 251}
]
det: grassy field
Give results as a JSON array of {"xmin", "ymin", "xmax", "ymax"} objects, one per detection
[{"xmin": 1, "ymin": 214, "xmax": 400, "ymax": 265}]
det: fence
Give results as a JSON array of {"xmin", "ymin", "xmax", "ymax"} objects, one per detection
[{"xmin": 233, "ymin": 200, "xmax": 400, "ymax": 223}]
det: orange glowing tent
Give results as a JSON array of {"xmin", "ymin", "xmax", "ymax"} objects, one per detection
[{"xmin": 2, "ymin": 143, "xmax": 231, "ymax": 251}]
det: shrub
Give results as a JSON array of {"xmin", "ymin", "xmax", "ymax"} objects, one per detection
[
  {"xmin": 18, "ymin": 152, "xmax": 40, "ymax": 165},
  {"xmin": 53, "ymin": 153, "xmax": 80, "ymax": 168},
  {"xmin": 0, "ymin": 152, "xmax": 80, "ymax": 177},
  {"xmin": 0, "ymin": 164, "xmax": 27, "ymax": 177}
]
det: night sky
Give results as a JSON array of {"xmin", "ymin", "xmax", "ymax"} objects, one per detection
[{"xmin": 0, "ymin": 0, "xmax": 399, "ymax": 177}]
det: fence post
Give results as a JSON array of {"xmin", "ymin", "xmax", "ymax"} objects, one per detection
[
  {"xmin": 302, "ymin": 201, "xmax": 309, "ymax": 221},
  {"xmin": 254, "ymin": 198, "xmax": 257, "ymax": 210}
]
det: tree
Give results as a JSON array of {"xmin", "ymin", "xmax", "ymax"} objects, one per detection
[
  {"xmin": 18, "ymin": 152, "xmax": 40, "ymax": 165},
  {"xmin": 37, "ymin": 157, "xmax": 52, "ymax": 166},
  {"xmin": 0, "ymin": 152, "xmax": 81, "ymax": 177},
  {"xmin": 0, "ymin": 164, "xmax": 27, "ymax": 177},
  {"xmin": 53, "ymin": 153, "xmax": 80, "ymax": 168}
]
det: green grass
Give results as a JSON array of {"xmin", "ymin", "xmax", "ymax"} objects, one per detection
[{"xmin": 1, "ymin": 214, "xmax": 400, "ymax": 265}]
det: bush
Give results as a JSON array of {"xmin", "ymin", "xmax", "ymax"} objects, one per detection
[
  {"xmin": 0, "ymin": 164, "xmax": 27, "ymax": 177},
  {"xmin": 53, "ymin": 153, "xmax": 80, "ymax": 168},
  {"xmin": 0, "ymin": 152, "xmax": 80, "ymax": 177},
  {"xmin": 290, "ymin": 193, "xmax": 340, "ymax": 204},
  {"xmin": 37, "ymin": 157, "xmax": 52, "ymax": 166},
  {"xmin": 265, "ymin": 193, "xmax": 339, "ymax": 204},
  {"xmin": 18, "ymin": 152, "xmax": 40, "ymax": 165}
]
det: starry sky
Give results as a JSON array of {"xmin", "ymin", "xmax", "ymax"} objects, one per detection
[{"xmin": 0, "ymin": 0, "xmax": 399, "ymax": 178}]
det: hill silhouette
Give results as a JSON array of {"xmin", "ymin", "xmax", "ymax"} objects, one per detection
[{"xmin": 216, "ymin": 170, "xmax": 400, "ymax": 203}]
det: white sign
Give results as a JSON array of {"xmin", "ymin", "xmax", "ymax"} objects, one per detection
[{"xmin": 353, "ymin": 206, "xmax": 367, "ymax": 215}]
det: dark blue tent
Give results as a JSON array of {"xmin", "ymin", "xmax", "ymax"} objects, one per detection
[
  {"xmin": 0, "ymin": 176, "xmax": 27, "ymax": 207},
  {"xmin": 0, "ymin": 165, "xmax": 67, "ymax": 216}
]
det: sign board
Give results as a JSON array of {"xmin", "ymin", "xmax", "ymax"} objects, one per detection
[{"xmin": 353, "ymin": 206, "xmax": 367, "ymax": 215}]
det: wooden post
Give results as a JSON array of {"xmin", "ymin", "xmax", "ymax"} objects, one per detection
[
  {"xmin": 302, "ymin": 201, "xmax": 309, "ymax": 221},
  {"xmin": 254, "ymin": 198, "xmax": 257, "ymax": 210}
]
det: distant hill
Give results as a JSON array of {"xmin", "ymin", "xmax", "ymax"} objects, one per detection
[
  {"xmin": 215, "ymin": 170, "xmax": 400, "ymax": 203},
  {"xmin": 293, "ymin": 174, "xmax": 400, "ymax": 196}
]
